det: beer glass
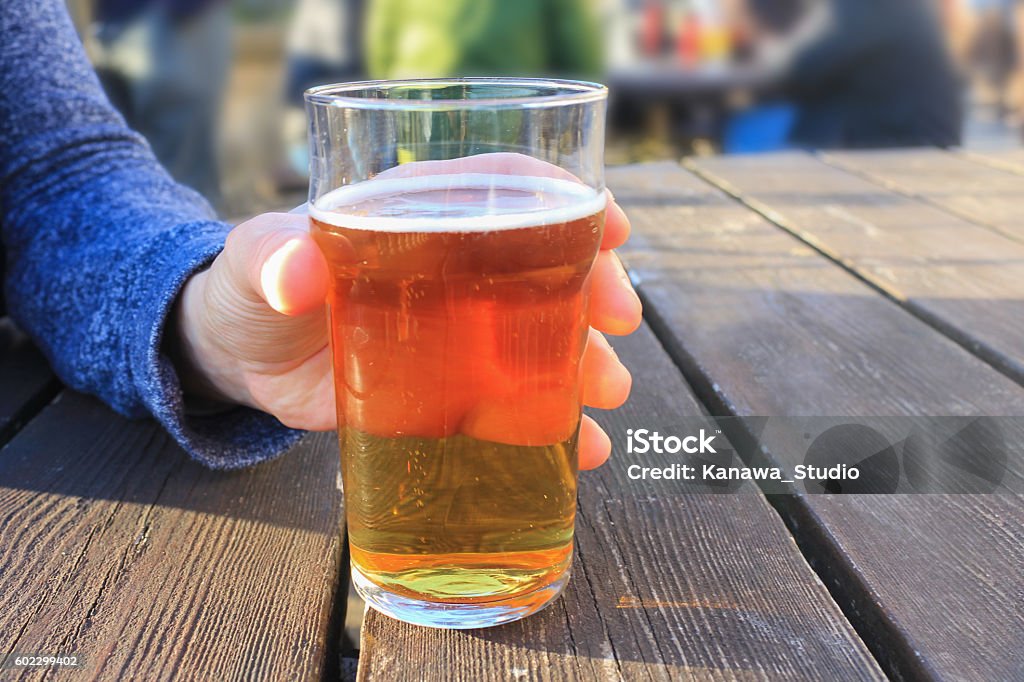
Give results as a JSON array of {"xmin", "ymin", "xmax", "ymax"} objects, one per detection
[{"xmin": 305, "ymin": 79, "xmax": 607, "ymax": 628}]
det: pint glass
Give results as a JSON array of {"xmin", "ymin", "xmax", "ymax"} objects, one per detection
[{"xmin": 305, "ymin": 79, "xmax": 607, "ymax": 628}]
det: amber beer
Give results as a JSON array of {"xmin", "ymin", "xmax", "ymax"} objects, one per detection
[{"xmin": 310, "ymin": 172, "xmax": 604, "ymax": 613}]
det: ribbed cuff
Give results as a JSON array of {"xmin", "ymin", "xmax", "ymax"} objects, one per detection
[{"xmin": 130, "ymin": 220, "xmax": 306, "ymax": 470}]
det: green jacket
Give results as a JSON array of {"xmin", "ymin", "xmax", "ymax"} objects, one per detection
[{"xmin": 365, "ymin": 0, "xmax": 603, "ymax": 79}]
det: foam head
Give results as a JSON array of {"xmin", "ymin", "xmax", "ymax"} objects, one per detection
[{"xmin": 309, "ymin": 173, "xmax": 606, "ymax": 233}]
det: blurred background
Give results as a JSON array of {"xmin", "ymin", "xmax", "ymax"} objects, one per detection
[{"xmin": 63, "ymin": 0, "xmax": 1024, "ymax": 218}]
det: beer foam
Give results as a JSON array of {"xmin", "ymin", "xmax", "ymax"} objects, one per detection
[{"xmin": 310, "ymin": 173, "xmax": 606, "ymax": 232}]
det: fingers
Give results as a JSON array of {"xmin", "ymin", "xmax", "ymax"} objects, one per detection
[
  {"xmin": 602, "ymin": 191, "xmax": 631, "ymax": 250},
  {"xmin": 375, "ymin": 152, "xmax": 581, "ymax": 183},
  {"xmin": 582, "ymin": 328, "xmax": 631, "ymax": 410},
  {"xmin": 377, "ymin": 156, "xmax": 631, "ymax": 251},
  {"xmin": 589, "ymin": 251, "xmax": 642, "ymax": 336},
  {"xmin": 377, "ymin": 155, "xmax": 631, "ymax": 251},
  {"xmin": 583, "ymin": 194, "xmax": 633, "ymax": 472},
  {"xmin": 224, "ymin": 213, "xmax": 329, "ymax": 316},
  {"xmin": 578, "ymin": 415, "xmax": 611, "ymax": 470},
  {"xmin": 259, "ymin": 236, "xmax": 330, "ymax": 316},
  {"xmin": 376, "ymin": 155, "xmax": 630, "ymax": 248}
]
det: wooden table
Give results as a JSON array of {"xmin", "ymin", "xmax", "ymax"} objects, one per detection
[{"xmin": 1, "ymin": 149, "xmax": 1022, "ymax": 681}]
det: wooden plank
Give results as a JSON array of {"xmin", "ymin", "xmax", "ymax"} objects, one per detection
[
  {"xmin": 0, "ymin": 391, "xmax": 345, "ymax": 680},
  {"xmin": 821, "ymin": 148, "xmax": 1024, "ymax": 243},
  {"xmin": 959, "ymin": 148, "xmax": 1024, "ymax": 175},
  {"xmin": 687, "ymin": 151, "xmax": 1024, "ymax": 384},
  {"xmin": 609, "ymin": 161, "xmax": 1024, "ymax": 682},
  {"xmin": 0, "ymin": 319, "xmax": 59, "ymax": 446},
  {"xmin": 357, "ymin": 323, "xmax": 885, "ymax": 681}
]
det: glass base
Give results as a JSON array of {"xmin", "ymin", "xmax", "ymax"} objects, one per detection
[{"xmin": 352, "ymin": 564, "xmax": 570, "ymax": 629}]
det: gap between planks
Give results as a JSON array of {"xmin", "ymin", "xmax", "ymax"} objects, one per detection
[
  {"xmin": 633, "ymin": 295, "xmax": 942, "ymax": 681},
  {"xmin": 0, "ymin": 393, "xmax": 348, "ymax": 680},
  {"xmin": 610, "ymin": 160, "xmax": 1024, "ymax": 682},
  {"xmin": 818, "ymin": 148, "xmax": 1024, "ymax": 247},
  {"xmin": 0, "ymin": 319, "xmax": 61, "ymax": 447},
  {"xmin": 683, "ymin": 155, "xmax": 1024, "ymax": 390},
  {"xmin": 954, "ymin": 148, "xmax": 1024, "ymax": 177}
]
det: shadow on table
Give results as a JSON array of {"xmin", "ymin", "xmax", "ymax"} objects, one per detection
[{"xmin": 0, "ymin": 390, "xmax": 341, "ymax": 534}]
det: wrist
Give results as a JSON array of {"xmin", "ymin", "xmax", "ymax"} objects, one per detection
[{"xmin": 171, "ymin": 270, "xmax": 252, "ymax": 408}]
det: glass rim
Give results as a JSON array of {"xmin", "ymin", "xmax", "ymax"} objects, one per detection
[{"xmin": 304, "ymin": 77, "xmax": 608, "ymax": 110}]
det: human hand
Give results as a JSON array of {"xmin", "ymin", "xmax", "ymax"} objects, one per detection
[{"xmin": 174, "ymin": 185, "xmax": 640, "ymax": 470}]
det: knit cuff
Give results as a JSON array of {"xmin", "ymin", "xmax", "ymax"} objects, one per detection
[{"xmin": 130, "ymin": 220, "xmax": 306, "ymax": 469}]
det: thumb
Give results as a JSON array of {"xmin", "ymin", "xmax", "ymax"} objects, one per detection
[{"xmin": 224, "ymin": 213, "xmax": 329, "ymax": 316}]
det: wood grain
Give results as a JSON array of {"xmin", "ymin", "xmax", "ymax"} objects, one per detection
[
  {"xmin": 0, "ymin": 319, "xmax": 58, "ymax": 446},
  {"xmin": 822, "ymin": 148, "xmax": 1024, "ymax": 243},
  {"xmin": 358, "ymin": 323, "xmax": 884, "ymax": 681},
  {"xmin": 0, "ymin": 392, "xmax": 345, "ymax": 681},
  {"xmin": 688, "ymin": 151, "xmax": 1024, "ymax": 384},
  {"xmin": 610, "ymin": 161, "xmax": 1024, "ymax": 682}
]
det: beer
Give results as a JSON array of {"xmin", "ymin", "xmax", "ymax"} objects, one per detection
[{"xmin": 310, "ymin": 172, "xmax": 605, "ymax": 608}]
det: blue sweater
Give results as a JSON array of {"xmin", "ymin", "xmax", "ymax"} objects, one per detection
[{"xmin": 0, "ymin": 0, "xmax": 303, "ymax": 468}]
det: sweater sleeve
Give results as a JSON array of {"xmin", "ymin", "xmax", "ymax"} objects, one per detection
[{"xmin": 0, "ymin": 0, "xmax": 304, "ymax": 468}]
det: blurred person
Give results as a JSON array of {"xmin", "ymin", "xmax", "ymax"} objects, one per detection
[
  {"xmin": 723, "ymin": 0, "xmax": 805, "ymax": 152},
  {"xmin": 937, "ymin": 0, "xmax": 978, "ymax": 69},
  {"xmin": 2, "ymin": 0, "xmax": 640, "ymax": 470},
  {"xmin": 88, "ymin": 0, "xmax": 230, "ymax": 205},
  {"xmin": 745, "ymin": 0, "xmax": 963, "ymax": 148},
  {"xmin": 363, "ymin": 0, "xmax": 603, "ymax": 79},
  {"xmin": 307, "ymin": 0, "xmax": 605, "ymax": 168},
  {"xmin": 1016, "ymin": 0, "xmax": 1024, "ymax": 131},
  {"xmin": 280, "ymin": 0, "xmax": 365, "ymax": 183},
  {"xmin": 966, "ymin": 0, "xmax": 1018, "ymax": 117}
]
